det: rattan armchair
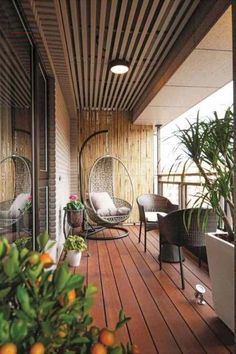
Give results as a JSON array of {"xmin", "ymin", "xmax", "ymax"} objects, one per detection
[
  {"xmin": 136, "ymin": 194, "xmax": 178, "ymax": 252},
  {"xmin": 158, "ymin": 208, "xmax": 217, "ymax": 289}
]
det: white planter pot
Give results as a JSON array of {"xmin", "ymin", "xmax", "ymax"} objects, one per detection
[
  {"xmin": 205, "ymin": 233, "xmax": 234, "ymax": 332},
  {"xmin": 66, "ymin": 250, "xmax": 82, "ymax": 267}
]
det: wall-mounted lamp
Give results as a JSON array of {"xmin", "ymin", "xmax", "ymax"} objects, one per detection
[{"xmin": 109, "ymin": 59, "xmax": 129, "ymax": 74}]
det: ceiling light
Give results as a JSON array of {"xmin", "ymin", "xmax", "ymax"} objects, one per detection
[{"xmin": 110, "ymin": 59, "xmax": 129, "ymax": 74}]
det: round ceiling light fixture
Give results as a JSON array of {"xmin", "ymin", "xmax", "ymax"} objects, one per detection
[{"xmin": 109, "ymin": 59, "xmax": 129, "ymax": 74}]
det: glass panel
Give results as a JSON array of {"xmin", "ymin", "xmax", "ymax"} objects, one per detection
[
  {"xmin": 0, "ymin": 1, "xmax": 33, "ymax": 247},
  {"xmin": 37, "ymin": 65, "xmax": 48, "ymax": 171},
  {"xmin": 162, "ymin": 183, "xmax": 179, "ymax": 205}
]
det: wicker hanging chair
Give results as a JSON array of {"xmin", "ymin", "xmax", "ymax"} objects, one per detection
[
  {"xmin": 78, "ymin": 130, "xmax": 134, "ymax": 240},
  {"xmin": 0, "ymin": 154, "xmax": 32, "ymax": 232},
  {"xmin": 84, "ymin": 155, "xmax": 134, "ymax": 229}
]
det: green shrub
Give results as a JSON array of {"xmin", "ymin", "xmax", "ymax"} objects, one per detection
[{"xmin": 0, "ymin": 233, "xmax": 135, "ymax": 354}]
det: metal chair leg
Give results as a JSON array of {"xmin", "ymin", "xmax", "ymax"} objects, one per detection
[
  {"xmin": 144, "ymin": 225, "xmax": 147, "ymax": 252},
  {"xmin": 198, "ymin": 247, "xmax": 202, "ymax": 268},
  {"xmin": 138, "ymin": 221, "xmax": 142, "ymax": 243},
  {"xmin": 178, "ymin": 246, "xmax": 185, "ymax": 290},
  {"xmin": 159, "ymin": 234, "xmax": 162, "ymax": 270}
]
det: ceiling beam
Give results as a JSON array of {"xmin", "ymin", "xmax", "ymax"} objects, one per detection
[{"xmin": 131, "ymin": 0, "xmax": 231, "ymax": 122}]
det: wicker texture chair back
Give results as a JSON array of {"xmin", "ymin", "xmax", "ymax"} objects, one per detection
[
  {"xmin": 136, "ymin": 194, "xmax": 178, "ymax": 252},
  {"xmin": 158, "ymin": 208, "xmax": 217, "ymax": 289},
  {"xmin": 89, "ymin": 157, "xmax": 113, "ymax": 196},
  {"xmin": 158, "ymin": 208, "xmax": 217, "ymax": 247}
]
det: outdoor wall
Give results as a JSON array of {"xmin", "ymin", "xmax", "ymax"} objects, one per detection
[
  {"xmin": 79, "ymin": 111, "xmax": 154, "ymax": 223},
  {"xmin": 55, "ymin": 80, "xmax": 71, "ymax": 242}
]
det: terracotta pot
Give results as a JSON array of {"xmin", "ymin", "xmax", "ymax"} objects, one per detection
[{"xmin": 66, "ymin": 209, "xmax": 83, "ymax": 228}]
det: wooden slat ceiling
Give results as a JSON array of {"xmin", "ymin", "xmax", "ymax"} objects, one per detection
[
  {"xmin": 63, "ymin": 0, "xmax": 200, "ymax": 111},
  {"xmin": 21, "ymin": 0, "xmax": 201, "ymax": 114}
]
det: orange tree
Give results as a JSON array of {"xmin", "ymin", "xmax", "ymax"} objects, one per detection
[{"xmin": 0, "ymin": 233, "xmax": 137, "ymax": 354}]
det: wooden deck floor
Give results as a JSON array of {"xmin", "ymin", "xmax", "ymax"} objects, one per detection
[{"xmin": 73, "ymin": 226, "xmax": 234, "ymax": 354}]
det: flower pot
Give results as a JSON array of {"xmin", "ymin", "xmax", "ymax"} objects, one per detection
[
  {"xmin": 206, "ymin": 233, "xmax": 234, "ymax": 332},
  {"xmin": 66, "ymin": 250, "xmax": 82, "ymax": 267},
  {"xmin": 66, "ymin": 209, "xmax": 83, "ymax": 228}
]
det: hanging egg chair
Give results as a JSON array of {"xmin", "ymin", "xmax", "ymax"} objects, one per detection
[
  {"xmin": 0, "ymin": 154, "xmax": 32, "ymax": 234},
  {"xmin": 79, "ymin": 130, "xmax": 134, "ymax": 240}
]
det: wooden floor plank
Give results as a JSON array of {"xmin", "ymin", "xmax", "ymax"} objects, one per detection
[
  {"xmin": 128, "ymin": 227, "xmax": 233, "ymax": 354},
  {"xmin": 69, "ymin": 226, "xmax": 233, "ymax": 354},
  {"xmin": 130, "ymin": 225, "xmax": 234, "ymax": 352},
  {"xmin": 97, "ymin": 237, "xmax": 130, "ymax": 344},
  {"xmin": 87, "ymin": 240, "xmax": 106, "ymax": 328},
  {"xmin": 105, "ymin": 238, "xmax": 158, "ymax": 354},
  {"xmin": 146, "ymin": 229, "xmax": 214, "ymax": 307}
]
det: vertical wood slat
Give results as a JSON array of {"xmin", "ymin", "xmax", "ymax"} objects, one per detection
[
  {"xmin": 104, "ymin": 0, "xmax": 129, "ymax": 108},
  {"xmin": 98, "ymin": 0, "xmax": 118, "ymax": 109},
  {"xmin": 89, "ymin": 0, "xmax": 97, "ymax": 109},
  {"xmin": 93, "ymin": 0, "xmax": 107, "ymax": 109},
  {"xmin": 79, "ymin": 111, "xmax": 154, "ymax": 223},
  {"xmin": 108, "ymin": 0, "xmax": 139, "ymax": 109},
  {"xmin": 70, "ymin": 0, "xmax": 85, "ymax": 108},
  {"xmin": 109, "ymin": 0, "xmax": 161, "ymax": 109},
  {"xmin": 80, "ymin": 0, "xmax": 89, "ymax": 108},
  {"xmin": 117, "ymin": 0, "xmax": 173, "ymax": 109},
  {"xmin": 126, "ymin": 0, "xmax": 199, "ymax": 110}
]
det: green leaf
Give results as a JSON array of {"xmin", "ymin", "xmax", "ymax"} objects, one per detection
[
  {"xmin": 37, "ymin": 231, "xmax": 49, "ymax": 251},
  {"xmin": 70, "ymin": 336, "xmax": 90, "ymax": 344},
  {"xmin": 10, "ymin": 318, "xmax": 28, "ymax": 342},
  {"xmin": 85, "ymin": 284, "xmax": 97, "ymax": 297},
  {"xmin": 0, "ymin": 287, "xmax": 11, "ymax": 300}
]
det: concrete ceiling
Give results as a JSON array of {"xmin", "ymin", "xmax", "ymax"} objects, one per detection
[{"xmin": 135, "ymin": 6, "xmax": 232, "ymax": 126}]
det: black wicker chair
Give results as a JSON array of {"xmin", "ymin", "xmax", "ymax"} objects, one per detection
[
  {"xmin": 158, "ymin": 208, "xmax": 217, "ymax": 289},
  {"xmin": 136, "ymin": 194, "xmax": 178, "ymax": 252}
]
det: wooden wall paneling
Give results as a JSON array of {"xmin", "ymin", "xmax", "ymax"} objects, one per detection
[
  {"xmin": 79, "ymin": 111, "xmax": 154, "ymax": 223},
  {"xmin": 0, "ymin": 105, "xmax": 14, "ymax": 202}
]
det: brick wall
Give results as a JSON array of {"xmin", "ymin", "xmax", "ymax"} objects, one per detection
[{"xmin": 55, "ymin": 80, "xmax": 71, "ymax": 243}]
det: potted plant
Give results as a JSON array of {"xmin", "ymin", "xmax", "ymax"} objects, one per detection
[
  {"xmin": 64, "ymin": 234, "xmax": 87, "ymax": 267},
  {"xmin": 173, "ymin": 107, "xmax": 234, "ymax": 331},
  {"xmin": 64, "ymin": 194, "xmax": 84, "ymax": 228},
  {"xmin": 0, "ymin": 233, "xmax": 138, "ymax": 353}
]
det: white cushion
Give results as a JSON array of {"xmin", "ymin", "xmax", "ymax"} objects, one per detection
[
  {"xmin": 90, "ymin": 192, "xmax": 115, "ymax": 210},
  {"xmin": 9, "ymin": 193, "xmax": 30, "ymax": 218},
  {"xmin": 117, "ymin": 207, "xmax": 130, "ymax": 215},
  {"xmin": 97, "ymin": 207, "xmax": 117, "ymax": 216},
  {"xmin": 145, "ymin": 211, "xmax": 167, "ymax": 222}
]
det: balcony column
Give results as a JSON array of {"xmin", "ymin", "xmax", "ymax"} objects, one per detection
[
  {"xmin": 155, "ymin": 124, "xmax": 162, "ymax": 194},
  {"xmin": 233, "ymin": 1, "xmax": 236, "ymax": 245}
]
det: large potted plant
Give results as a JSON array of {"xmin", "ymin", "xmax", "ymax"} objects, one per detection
[
  {"xmin": 173, "ymin": 108, "xmax": 234, "ymax": 331},
  {"xmin": 64, "ymin": 235, "xmax": 87, "ymax": 267},
  {"xmin": 64, "ymin": 194, "xmax": 84, "ymax": 228},
  {"xmin": 0, "ymin": 233, "xmax": 139, "ymax": 353}
]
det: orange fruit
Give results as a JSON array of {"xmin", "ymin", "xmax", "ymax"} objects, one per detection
[
  {"xmin": 99, "ymin": 328, "xmax": 115, "ymax": 347},
  {"xmin": 39, "ymin": 252, "xmax": 53, "ymax": 268},
  {"xmin": 90, "ymin": 343, "xmax": 107, "ymax": 354},
  {"xmin": 58, "ymin": 289, "xmax": 76, "ymax": 306},
  {"xmin": 0, "ymin": 343, "xmax": 17, "ymax": 354},
  {"xmin": 131, "ymin": 344, "xmax": 141, "ymax": 354},
  {"xmin": 29, "ymin": 252, "xmax": 40, "ymax": 265},
  {"xmin": 57, "ymin": 324, "xmax": 68, "ymax": 338},
  {"xmin": 30, "ymin": 342, "xmax": 45, "ymax": 354}
]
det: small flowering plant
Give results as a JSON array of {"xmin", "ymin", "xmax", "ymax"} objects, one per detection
[
  {"xmin": 24, "ymin": 195, "xmax": 32, "ymax": 212},
  {"xmin": 64, "ymin": 194, "xmax": 84, "ymax": 211}
]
